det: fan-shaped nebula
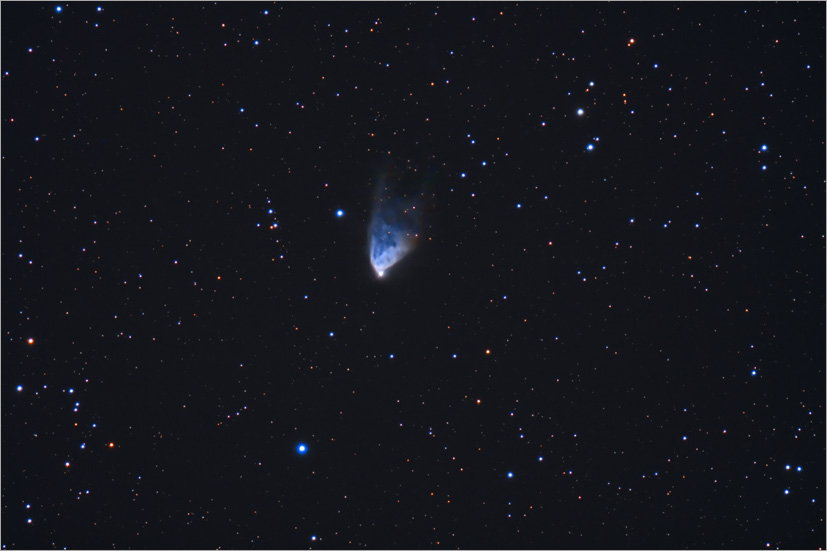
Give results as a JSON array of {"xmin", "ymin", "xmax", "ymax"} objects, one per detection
[
  {"xmin": 367, "ymin": 164, "xmax": 426, "ymax": 278},
  {"xmin": 368, "ymin": 202, "xmax": 415, "ymax": 277}
]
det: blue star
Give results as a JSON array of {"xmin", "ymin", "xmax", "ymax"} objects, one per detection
[
  {"xmin": 507, "ymin": 472, "xmax": 514, "ymax": 478},
  {"xmin": 336, "ymin": 209, "xmax": 344, "ymax": 217},
  {"xmin": 297, "ymin": 443, "xmax": 307, "ymax": 454}
]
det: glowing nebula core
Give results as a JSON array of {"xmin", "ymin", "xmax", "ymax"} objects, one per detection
[
  {"xmin": 368, "ymin": 206, "xmax": 415, "ymax": 277},
  {"xmin": 366, "ymin": 158, "xmax": 431, "ymax": 278}
]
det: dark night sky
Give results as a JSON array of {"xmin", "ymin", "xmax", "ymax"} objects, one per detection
[{"xmin": 2, "ymin": 2, "xmax": 825, "ymax": 549}]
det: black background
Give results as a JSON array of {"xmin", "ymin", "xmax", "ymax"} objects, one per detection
[{"xmin": 2, "ymin": 2, "xmax": 824, "ymax": 549}]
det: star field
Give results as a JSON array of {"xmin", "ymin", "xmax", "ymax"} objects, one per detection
[{"xmin": 2, "ymin": 3, "xmax": 824, "ymax": 549}]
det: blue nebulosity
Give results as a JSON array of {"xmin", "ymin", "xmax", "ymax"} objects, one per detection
[
  {"xmin": 368, "ymin": 204, "xmax": 414, "ymax": 277},
  {"xmin": 366, "ymin": 158, "xmax": 429, "ymax": 278}
]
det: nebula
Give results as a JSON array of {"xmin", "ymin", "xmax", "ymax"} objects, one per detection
[
  {"xmin": 367, "ymin": 164, "xmax": 425, "ymax": 278},
  {"xmin": 368, "ymin": 202, "xmax": 415, "ymax": 277}
]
